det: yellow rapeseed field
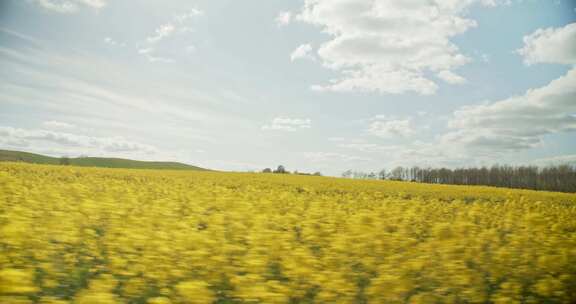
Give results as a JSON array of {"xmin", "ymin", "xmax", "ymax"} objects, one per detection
[{"xmin": 1, "ymin": 163, "xmax": 575, "ymax": 303}]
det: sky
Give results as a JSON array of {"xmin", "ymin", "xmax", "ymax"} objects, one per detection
[{"xmin": 0, "ymin": 0, "xmax": 575, "ymax": 175}]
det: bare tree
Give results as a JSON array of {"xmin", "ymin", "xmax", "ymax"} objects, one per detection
[{"xmin": 343, "ymin": 164, "xmax": 576, "ymax": 192}]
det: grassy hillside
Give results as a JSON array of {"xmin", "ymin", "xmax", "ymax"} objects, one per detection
[
  {"xmin": 0, "ymin": 149, "xmax": 60, "ymax": 165},
  {"xmin": 0, "ymin": 149, "xmax": 208, "ymax": 171}
]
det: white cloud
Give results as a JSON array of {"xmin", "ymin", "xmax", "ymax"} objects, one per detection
[
  {"xmin": 138, "ymin": 48, "xmax": 174, "ymax": 63},
  {"xmin": 290, "ymin": 44, "xmax": 314, "ymax": 61},
  {"xmin": 304, "ymin": 152, "xmax": 370, "ymax": 162},
  {"xmin": 199, "ymin": 160, "xmax": 263, "ymax": 172},
  {"xmin": 310, "ymin": 67, "xmax": 438, "ymax": 94},
  {"xmin": 174, "ymin": 9, "xmax": 204, "ymax": 23},
  {"xmin": 147, "ymin": 24, "xmax": 176, "ymax": 44},
  {"xmin": 334, "ymin": 20, "xmax": 576, "ymax": 167},
  {"xmin": 32, "ymin": 0, "xmax": 106, "ymax": 13},
  {"xmin": 104, "ymin": 37, "xmax": 125, "ymax": 47},
  {"xmin": 531, "ymin": 154, "xmax": 576, "ymax": 166},
  {"xmin": 437, "ymin": 70, "xmax": 467, "ymax": 84},
  {"xmin": 185, "ymin": 45, "xmax": 196, "ymax": 53},
  {"xmin": 327, "ymin": 137, "xmax": 346, "ymax": 142},
  {"xmin": 147, "ymin": 9, "xmax": 204, "ymax": 44},
  {"xmin": 286, "ymin": 0, "xmax": 507, "ymax": 95},
  {"xmin": 262, "ymin": 117, "xmax": 312, "ymax": 131},
  {"xmin": 43, "ymin": 121, "xmax": 75, "ymax": 129},
  {"xmin": 443, "ymin": 67, "xmax": 576, "ymax": 152},
  {"xmin": 517, "ymin": 22, "xmax": 576, "ymax": 65},
  {"xmin": 0, "ymin": 126, "xmax": 157, "ymax": 154},
  {"xmin": 275, "ymin": 11, "xmax": 292, "ymax": 26},
  {"xmin": 367, "ymin": 116, "xmax": 415, "ymax": 138},
  {"xmin": 338, "ymin": 142, "xmax": 397, "ymax": 153},
  {"xmin": 440, "ymin": 22, "xmax": 576, "ymax": 155},
  {"xmin": 140, "ymin": 8, "xmax": 204, "ymax": 63}
]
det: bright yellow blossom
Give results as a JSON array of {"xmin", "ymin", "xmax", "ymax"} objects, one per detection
[{"xmin": 0, "ymin": 162, "xmax": 575, "ymax": 303}]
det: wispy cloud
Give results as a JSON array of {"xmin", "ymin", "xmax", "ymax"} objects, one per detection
[
  {"xmin": 104, "ymin": 37, "xmax": 126, "ymax": 47},
  {"xmin": 366, "ymin": 116, "xmax": 415, "ymax": 139},
  {"xmin": 275, "ymin": 11, "xmax": 292, "ymax": 26},
  {"xmin": 304, "ymin": 152, "xmax": 371, "ymax": 163},
  {"xmin": 262, "ymin": 117, "xmax": 312, "ymax": 132},
  {"xmin": 146, "ymin": 24, "xmax": 176, "ymax": 44},
  {"xmin": 290, "ymin": 44, "xmax": 314, "ymax": 62},
  {"xmin": 138, "ymin": 48, "xmax": 174, "ymax": 63},
  {"xmin": 31, "ymin": 0, "xmax": 107, "ymax": 13},
  {"xmin": 43, "ymin": 121, "xmax": 75, "ymax": 129},
  {"xmin": 139, "ymin": 8, "xmax": 204, "ymax": 63}
]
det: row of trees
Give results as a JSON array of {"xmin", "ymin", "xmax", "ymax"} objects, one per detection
[
  {"xmin": 262, "ymin": 165, "xmax": 322, "ymax": 176},
  {"xmin": 342, "ymin": 165, "xmax": 576, "ymax": 193}
]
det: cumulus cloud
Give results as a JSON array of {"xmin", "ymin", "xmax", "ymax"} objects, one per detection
[
  {"xmin": 290, "ymin": 44, "xmax": 314, "ymax": 61},
  {"xmin": 283, "ymin": 0, "xmax": 508, "ymax": 95},
  {"xmin": 0, "ymin": 126, "xmax": 156, "ymax": 154},
  {"xmin": 32, "ymin": 0, "xmax": 106, "ymax": 13},
  {"xmin": 443, "ymin": 67, "xmax": 576, "ymax": 152},
  {"xmin": 440, "ymin": 22, "xmax": 576, "ymax": 155},
  {"xmin": 517, "ymin": 22, "xmax": 576, "ymax": 65},
  {"xmin": 262, "ymin": 117, "xmax": 312, "ymax": 131},
  {"xmin": 366, "ymin": 116, "xmax": 415, "ymax": 138},
  {"xmin": 275, "ymin": 11, "xmax": 292, "ymax": 26},
  {"xmin": 335, "ymin": 20, "xmax": 576, "ymax": 166}
]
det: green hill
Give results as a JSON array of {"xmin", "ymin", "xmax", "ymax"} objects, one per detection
[{"xmin": 0, "ymin": 149, "xmax": 208, "ymax": 171}]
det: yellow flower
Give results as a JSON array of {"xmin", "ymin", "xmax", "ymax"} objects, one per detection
[
  {"xmin": 0, "ymin": 269, "xmax": 37, "ymax": 295},
  {"xmin": 175, "ymin": 281, "xmax": 213, "ymax": 304}
]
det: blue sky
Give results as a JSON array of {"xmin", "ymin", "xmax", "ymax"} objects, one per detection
[{"xmin": 0, "ymin": 0, "xmax": 575, "ymax": 175}]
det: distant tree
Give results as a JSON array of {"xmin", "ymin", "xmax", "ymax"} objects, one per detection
[
  {"xmin": 273, "ymin": 165, "xmax": 287, "ymax": 174},
  {"xmin": 59, "ymin": 156, "xmax": 70, "ymax": 166},
  {"xmin": 398, "ymin": 164, "xmax": 576, "ymax": 193},
  {"xmin": 390, "ymin": 166, "xmax": 404, "ymax": 181},
  {"xmin": 313, "ymin": 171, "xmax": 322, "ymax": 176},
  {"xmin": 378, "ymin": 169, "xmax": 387, "ymax": 180},
  {"xmin": 344, "ymin": 163, "xmax": 575, "ymax": 192},
  {"xmin": 341, "ymin": 170, "xmax": 353, "ymax": 178},
  {"xmin": 262, "ymin": 168, "xmax": 272, "ymax": 173}
]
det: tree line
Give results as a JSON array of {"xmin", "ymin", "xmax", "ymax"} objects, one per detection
[
  {"xmin": 262, "ymin": 165, "xmax": 322, "ymax": 176},
  {"xmin": 342, "ymin": 165, "xmax": 576, "ymax": 193}
]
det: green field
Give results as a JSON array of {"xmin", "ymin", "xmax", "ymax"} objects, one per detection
[{"xmin": 0, "ymin": 150, "xmax": 208, "ymax": 171}]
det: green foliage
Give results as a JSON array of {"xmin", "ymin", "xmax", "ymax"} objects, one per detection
[{"xmin": 0, "ymin": 150, "xmax": 208, "ymax": 171}]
